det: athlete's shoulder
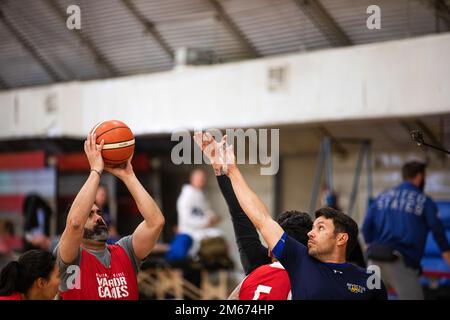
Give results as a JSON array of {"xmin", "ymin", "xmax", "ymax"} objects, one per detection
[
  {"xmin": 347, "ymin": 263, "xmax": 372, "ymax": 280},
  {"xmin": 348, "ymin": 262, "xmax": 367, "ymax": 272},
  {"xmin": 250, "ymin": 262, "xmax": 285, "ymax": 273},
  {"xmin": 239, "ymin": 262, "xmax": 291, "ymax": 300},
  {"xmin": 108, "ymin": 242, "xmax": 128, "ymax": 255}
]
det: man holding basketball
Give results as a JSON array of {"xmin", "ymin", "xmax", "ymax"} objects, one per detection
[{"xmin": 55, "ymin": 133, "xmax": 165, "ymax": 299}]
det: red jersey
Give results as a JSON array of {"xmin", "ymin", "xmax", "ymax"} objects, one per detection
[
  {"xmin": 232, "ymin": 262, "xmax": 291, "ymax": 300},
  {"xmin": 0, "ymin": 292, "xmax": 22, "ymax": 300},
  {"xmin": 61, "ymin": 244, "xmax": 138, "ymax": 300}
]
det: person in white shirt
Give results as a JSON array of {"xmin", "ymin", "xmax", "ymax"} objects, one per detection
[{"xmin": 176, "ymin": 169, "xmax": 222, "ymax": 257}]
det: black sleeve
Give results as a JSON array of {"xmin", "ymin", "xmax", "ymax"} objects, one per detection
[{"xmin": 216, "ymin": 175, "xmax": 270, "ymax": 275}]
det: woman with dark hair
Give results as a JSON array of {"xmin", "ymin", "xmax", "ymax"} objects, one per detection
[{"xmin": 0, "ymin": 249, "xmax": 60, "ymax": 300}]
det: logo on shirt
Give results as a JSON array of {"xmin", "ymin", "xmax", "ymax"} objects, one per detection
[
  {"xmin": 347, "ymin": 283, "xmax": 366, "ymax": 294},
  {"xmin": 97, "ymin": 272, "xmax": 129, "ymax": 299},
  {"xmin": 376, "ymin": 189, "xmax": 426, "ymax": 216},
  {"xmin": 333, "ymin": 269, "xmax": 343, "ymax": 274},
  {"xmin": 191, "ymin": 207, "xmax": 204, "ymax": 217}
]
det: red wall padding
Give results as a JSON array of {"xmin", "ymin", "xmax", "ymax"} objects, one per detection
[{"xmin": 0, "ymin": 151, "xmax": 45, "ymax": 170}]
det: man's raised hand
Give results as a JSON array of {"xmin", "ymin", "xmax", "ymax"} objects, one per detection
[
  {"xmin": 104, "ymin": 157, "xmax": 135, "ymax": 181},
  {"xmin": 84, "ymin": 133, "xmax": 104, "ymax": 174},
  {"xmin": 194, "ymin": 131, "xmax": 228, "ymax": 175}
]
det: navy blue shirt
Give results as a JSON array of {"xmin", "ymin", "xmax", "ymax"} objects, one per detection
[
  {"xmin": 362, "ymin": 182, "xmax": 450, "ymax": 269},
  {"xmin": 273, "ymin": 233, "xmax": 387, "ymax": 300}
]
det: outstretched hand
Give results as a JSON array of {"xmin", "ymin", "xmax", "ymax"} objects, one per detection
[{"xmin": 194, "ymin": 131, "xmax": 229, "ymax": 175}]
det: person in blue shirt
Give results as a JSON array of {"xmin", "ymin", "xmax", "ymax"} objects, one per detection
[
  {"xmin": 362, "ymin": 161, "xmax": 450, "ymax": 299},
  {"xmin": 215, "ymin": 136, "xmax": 386, "ymax": 300}
]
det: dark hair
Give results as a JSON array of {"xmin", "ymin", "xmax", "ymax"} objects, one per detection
[
  {"xmin": 315, "ymin": 207, "xmax": 359, "ymax": 256},
  {"xmin": 23, "ymin": 194, "xmax": 51, "ymax": 235},
  {"xmin": 0, "ymin": 250, "xmax": 56, "ymax": 296},
  {"xmin": 276, "ymin": 210, "xmax": 313, "ymax": 246},
  {"xmin": 402, "ymin": 161, "xmax": 426, "ymax": 180}
]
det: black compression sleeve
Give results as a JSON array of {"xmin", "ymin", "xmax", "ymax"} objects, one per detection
[{"xmin": 216, "ymin": 175, "xmax": 270, "ymax": 275}]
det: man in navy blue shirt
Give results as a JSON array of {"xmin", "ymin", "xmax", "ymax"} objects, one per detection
[
  {"xmin": 218, "ymin": 138, "xmax": 386, "ymax": 300},
  {"xmin": 363, "ymin": 161, "xmax": 450, "ymax": 299}
]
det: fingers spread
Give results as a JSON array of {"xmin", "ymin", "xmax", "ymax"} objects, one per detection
[
  {"xmin": 204, "ymin": 131, "xmax": 213, "ymax": 142},
  {"xmin": 226, "ymin": 144, "xmax": 235, "ymax": 161}
]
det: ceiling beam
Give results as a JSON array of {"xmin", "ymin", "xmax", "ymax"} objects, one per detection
[
  {"xmin": 46, "ymin": 0, "xmax": 120, "ymax": 77},
  {"xmin": 121, "ymin": 0, "xmax": 174, "ymax": 60},
  {"xmin": 207, "ymin": 0, "xmax": 261, "ymax": 58},
  {"xmin": 0, "ymin": 8, "xmax": 63, "ymax": 82},
  {"xmin": 399, "ymin": 119, "xmax": 413, "ymax": 133},
  {"xmin": 420, "ymin": 0, "xmax": 450, "ymax": 30},
  {"xmin": 293, "ymin": 0, "xmax": 352, "ymax": 47}
]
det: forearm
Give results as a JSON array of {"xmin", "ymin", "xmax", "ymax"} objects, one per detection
[
  {"xmin": 123, "ymin": 174, "xmax": 165, "ymax": 260},
  {"xmin": 228, "ymin": 167, "xmax": 270, "ymax": 229},
  {"xmin": 227, "ymin": 166, "xmax": 283, "ymax": 250},
  {"xmin": 60, "ymin": 171, "xmax": 100, "ymax": 262},
  {"xmin": 66, "ymin": 171, "xmax": 100, "ymax": 231},
  {"xmin": 232, "ymin": 214, "xmax": 271, "ymax": 274},
  {"xmin": 216, "ymin": 175, "xmax": 245, "ymax": 217},
  {"xmin": 217, "ymin": 175, "xmax": 269, "ymax": 274},
  {"xmin": 123, "ymin": 174, "xmax": 164, "ymax": 227}
]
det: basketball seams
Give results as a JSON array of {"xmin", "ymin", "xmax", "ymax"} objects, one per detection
[
  {"xmin": 91, "ymin": 120, "xmax": 134, "ymax": 165},
  {"xmin": 102, "ymin": 145, "xmax": 134, "ymax": 163},
  {"xmin": 90, "ymin": 121, "xmax": 106, "ymax": 135},
  {"xmin": 95, "ymin": 126, "xmax": 131, "ymax": 140}
]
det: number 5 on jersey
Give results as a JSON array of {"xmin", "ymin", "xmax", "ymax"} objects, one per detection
[{"xmin": 253, "ymin": 285, "xmax": 272, "ymax": 300}]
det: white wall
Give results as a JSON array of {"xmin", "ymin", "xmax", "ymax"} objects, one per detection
[{"xmin": 1, "ymin": 33, "xmax": 449, "ymax": 138}]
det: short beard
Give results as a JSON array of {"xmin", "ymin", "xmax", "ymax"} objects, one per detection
[
  {"xmin": 308, "ymin": 248, "xmax": 320, "ymax": 259},
  {"xmin": 83, "ymin": 227, "xmax": 108, "ymax": 243},
  {"xmin": 308, "ymin": 246, "xmax": 333, "ymax": 261}
]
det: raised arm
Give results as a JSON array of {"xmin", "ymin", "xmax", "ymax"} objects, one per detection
[
  {"xmin": 226, "ymin": 161, "xmax": 284, "ymax": 251},
  {"xmin": 216, "ymin": 175, "xmax": 270, "ymax": 274},
  {"xmin": 194, "ymin": 132, "xmax": 270, "ymax": 273},
  {"xmin": 105, "ymin": 159, "xmax": 165, "ymax": 260},
  {"xmin": 59, "ymin": 133, "xmax": 104, "ymax": 264}
]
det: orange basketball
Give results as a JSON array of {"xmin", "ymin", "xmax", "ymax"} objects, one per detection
[{"xmin": 91, "ymin": 120, "xmax": 135, "ymax": 166}]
